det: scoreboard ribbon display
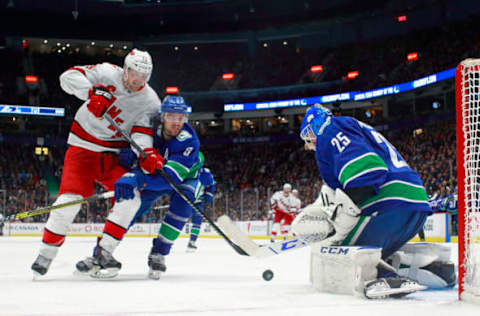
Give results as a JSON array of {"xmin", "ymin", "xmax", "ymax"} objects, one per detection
[
  {"xmin": 224, "ymin": 67, "xmax": 456, "ymax": 112},
  {"xmin": 0, "ymin": 105, "xmax": 65, "ymax": 117}
]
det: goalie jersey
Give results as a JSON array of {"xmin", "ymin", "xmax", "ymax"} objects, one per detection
[{"xmin": 315, "ymin": 116, "xmax": 432, "ymax": 216}]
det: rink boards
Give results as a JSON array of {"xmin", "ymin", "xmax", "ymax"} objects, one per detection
[{"xmin": 2, "ymin": 212, "xmax": 456, "ymax": 242}]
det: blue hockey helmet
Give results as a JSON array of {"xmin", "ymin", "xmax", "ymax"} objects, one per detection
[
  {"xmin": 300, "ymin": 103, "xmax": 332, "ymax": 150},
  {"xmin": 161, "ymin": 95, "xmax": 189, "ymax": 114}
]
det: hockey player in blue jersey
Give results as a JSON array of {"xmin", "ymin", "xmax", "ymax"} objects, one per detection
[
  {"xmin": 292, "ymin": 104, "xmax": 455, "ymax": 298},
  {"xmin": 76, "ymin": 95, "xmax": 203, "ymax": 279},
  {"xmin": 186, "ymin": 167, "xmax": 216, "ymax": 252}
]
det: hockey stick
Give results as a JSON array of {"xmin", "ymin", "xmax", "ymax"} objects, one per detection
[
  {"xmin": 217, "ymin": 214, "xmax": 404, "ymax": 275},
  {"xmin": 104, "ymin": 115, "xmax": 249, "ymax": 256},
  {"xmin": 152, "ymin": 204, "xmax": 170, "ymax": 210},
  {"xmin": 0, "ymin": 191, "xmax": 114, "ymax": 224},
  {"xmin": 217, "ymin": 215, "xmax": 308, "ymax": 257}
]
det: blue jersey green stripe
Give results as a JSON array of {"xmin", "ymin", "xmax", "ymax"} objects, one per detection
[
  {"xmin": 359, "ymin": 180, "xmax": 429, "ymax": 210},
  {"xmin": 338, "ymin": 153, "xmax": 388, "ymax": 187}
]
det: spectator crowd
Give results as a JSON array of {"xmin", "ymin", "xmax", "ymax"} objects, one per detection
[{"xmin": 0, "ymin": 117, "xmax": 457, "ymax": 226}]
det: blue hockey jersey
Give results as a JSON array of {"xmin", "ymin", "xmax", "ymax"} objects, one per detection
[
  {"xmin": 315, "ymin": 116, "xmax": 432, "ymax": 215},
  {"xmin": 153, "ymin": 122, "xmax": 203, "ymax": 185}
]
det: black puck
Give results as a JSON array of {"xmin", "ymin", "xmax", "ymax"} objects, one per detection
[{"xmin": 262, "ymin": 269, "xmax": 274, "ymax": 281}]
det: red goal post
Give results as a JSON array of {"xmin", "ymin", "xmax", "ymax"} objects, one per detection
[{"xmin": 456, "ymin": 59, "xmax": 480, "ymax": 302}]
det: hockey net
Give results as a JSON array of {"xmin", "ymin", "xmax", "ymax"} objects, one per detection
[{"xmin": 456, "ymin": 59, "xmax": 480, "ymax": 302}]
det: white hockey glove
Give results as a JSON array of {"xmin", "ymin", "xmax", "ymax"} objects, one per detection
[
  {"xmin": 322, "ymin": 188, "xmax": 361, "ymax": 245},
  {"xmin": 292, "ymin": 184, "xmax": 361, "ymax": 245}
]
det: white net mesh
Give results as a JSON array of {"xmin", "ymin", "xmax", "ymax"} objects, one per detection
[{"xmin": 459, "ymin": 59, "xmax": 480, "ymax": 300}]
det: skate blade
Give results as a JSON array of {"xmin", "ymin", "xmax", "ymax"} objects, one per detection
[
  {"xmin": 366, "ymin": 284, "xmax": 427, "ymax": 299},
  {"xmin": 186, "ymin": 248, "xmax": 197, "ymax": 253},
  {"xmin": 32, "ymin": 271, "xmax": 44, "ymax": 281},
  {"xmin": 148, "ymin": 269, "xmax": 162, "ymax": 280},
  {"xmin": 73, "ymin": 269, "xmax": 92, "ymax": 277},
  {"xmin": 89, "ymin": 267, "xmax": 119, "ymax": 279}
]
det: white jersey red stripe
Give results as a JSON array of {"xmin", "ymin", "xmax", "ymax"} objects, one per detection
[
  {"xmin": 270, "ymin": 191, "xmax": 296, "ymax": 213},
  {"xmin": 70, "ymin": 120, "xmax": 128, "ymax": 148},
  {"xmin": 131, "ymin": 125, "xmax": 154, "ymax": 136},
  {"xmin": 60, "ymin": 62, "xmax": 161, "ymax": 153}
]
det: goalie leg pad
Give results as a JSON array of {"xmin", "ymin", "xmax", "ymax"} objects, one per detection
[
  {"xmin": 390, "ymin": 243, "xmax": 456, "ymax": 288},
  {"xmin": 310, "ymin": 244, "xmax": 381, "ymax": 297}
]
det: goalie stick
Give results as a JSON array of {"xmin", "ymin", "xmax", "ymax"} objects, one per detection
[
  {"xmin": 216, "ymin": 214, "xmax": 402, "ymax": 273},
  {"xmin": 103, "ymin": 114, "xmax": 249, "ymax": 256},
  {"xmin": 217, "ymin": 215, "xmax": 308, "ymax": 257},
  {"xmin": 0, "ymin": 191, "xmax": 114, "ymax": 224}
]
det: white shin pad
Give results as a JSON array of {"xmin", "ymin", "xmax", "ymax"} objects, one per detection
[
  {"xmin": 310, "ymin": 244, "xmax": 381, "ymax": 297},
  {"xmin": 44, "ymin": 193, "xmax": 83, "ymax": 235},
  {"xmin": 99, "ymin": 189, "xmax": 141, "ymax": 253}
]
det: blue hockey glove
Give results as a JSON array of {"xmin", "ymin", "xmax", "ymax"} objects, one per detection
[
  {"xmin": 114, "ymin": 172, "xmax": 140, "ymax": 201},
  {"xmin": 118, "ymin": 148, "xmax": 137, "ymax": 169}
]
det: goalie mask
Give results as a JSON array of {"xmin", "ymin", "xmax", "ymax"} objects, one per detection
[{"xmin": 300, "ymin": 103, "xmax": 332, "ymax": 151}]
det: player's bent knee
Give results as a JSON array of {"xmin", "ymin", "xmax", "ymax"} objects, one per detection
[
  {"xmin": 310, "ymin": 244, "xmax": 381, "ymax": 297},
  {"xmin": 107, "ymin": 189, "xmax": 141, "ymax": 228},
  {"xmin": 45, "ymin": 193, "xmax": 83, "ymax": 234}
]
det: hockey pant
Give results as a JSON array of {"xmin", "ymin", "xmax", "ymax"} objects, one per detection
[
  {"xmin": 340, "ymin": 208, "xmax": 428, "ymax": 265},
  {"xmin": 40, "ymin": 146, "xmax": 127, "ymax": 260},
  {"xmin": 271, "ymin": 210, "xmax": 294, "ymax": 238}
]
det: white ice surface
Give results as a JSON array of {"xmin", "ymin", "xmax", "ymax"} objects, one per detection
[{"xmin": 0, "ymin": 237, "xmax": 478, "ymax": 316}]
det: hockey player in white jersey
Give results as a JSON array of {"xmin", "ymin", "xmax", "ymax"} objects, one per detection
[
  {"xmin": 31, "ymin": 49, "xmax": 162, "ymax": 276},
  {"xmin": 292, "ymin": 104, "xmax": 455, "ymax": 298},
  {"xmin": 291, "ymin": 189, "xmax": 302, "ymax": 213},
  {"xmin": 270, "ymin": 183, "xmax": 296, "ymax": 242}
]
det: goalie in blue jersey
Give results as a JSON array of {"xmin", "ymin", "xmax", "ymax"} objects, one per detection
[{"xmin": 293, "ymin": 104, "xmax": 455, "ymax": 298}]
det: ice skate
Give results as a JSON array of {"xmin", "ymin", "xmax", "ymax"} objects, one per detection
[
  {"xmin": 88, "ymin": 246, "xmax": 122, "ymax": 279},
  {"xmin": 364, "ymin": 277, "xmax": 427, "ymax": 299},
  {"xmin": 186, "ymin": 240, "xmax": 197, "ymax": 253},
  {"xmin": 148, "ymin": 249, "xmax": 166, "ymax": 280},
  {"xmin": 75, "ymin": 256, "xmax": 96, "ymax": 275},
  {"xmin": 31, "ymin": 254, "xmax": 53, "ymax": 277}
]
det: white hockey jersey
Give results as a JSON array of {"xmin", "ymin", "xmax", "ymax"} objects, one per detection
[
  {"xmin": 270, "ymin": 191, "xmax": 296, "ymax": 213},
  {"xmin": 60, "ymin": 62, "xmax": 161, "ymax": 153},
  {"xmin": 291, "ymin": 197, "xmax": 302, "ymax": 214}
]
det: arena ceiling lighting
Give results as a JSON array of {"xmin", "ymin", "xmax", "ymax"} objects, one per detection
[
  {"xmin": 347, "ymin": 71, "xmax": 359, "ymax": 79},
  {"xmin": 407, "ymin": 52, "xmax": 419, "ymax": 61},
  {"xmin": 165, "ymin": 86, "xmax": 179, "ymax": 94},
  {"xmin": 310, "ymin": 65, "xmax": 323, "ymax": 73},
  {"xmin": 25, "ymin": 75, "xmax": 38, "ymax": 83},
  {"xmin": 222, "ymin": 73, "xmax": 234, "ymax": 80}
]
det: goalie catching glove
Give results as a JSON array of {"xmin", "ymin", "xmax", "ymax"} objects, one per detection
[{"xmin": 292, "ymin": 184, "xmax": 361, "ymax": 245}]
